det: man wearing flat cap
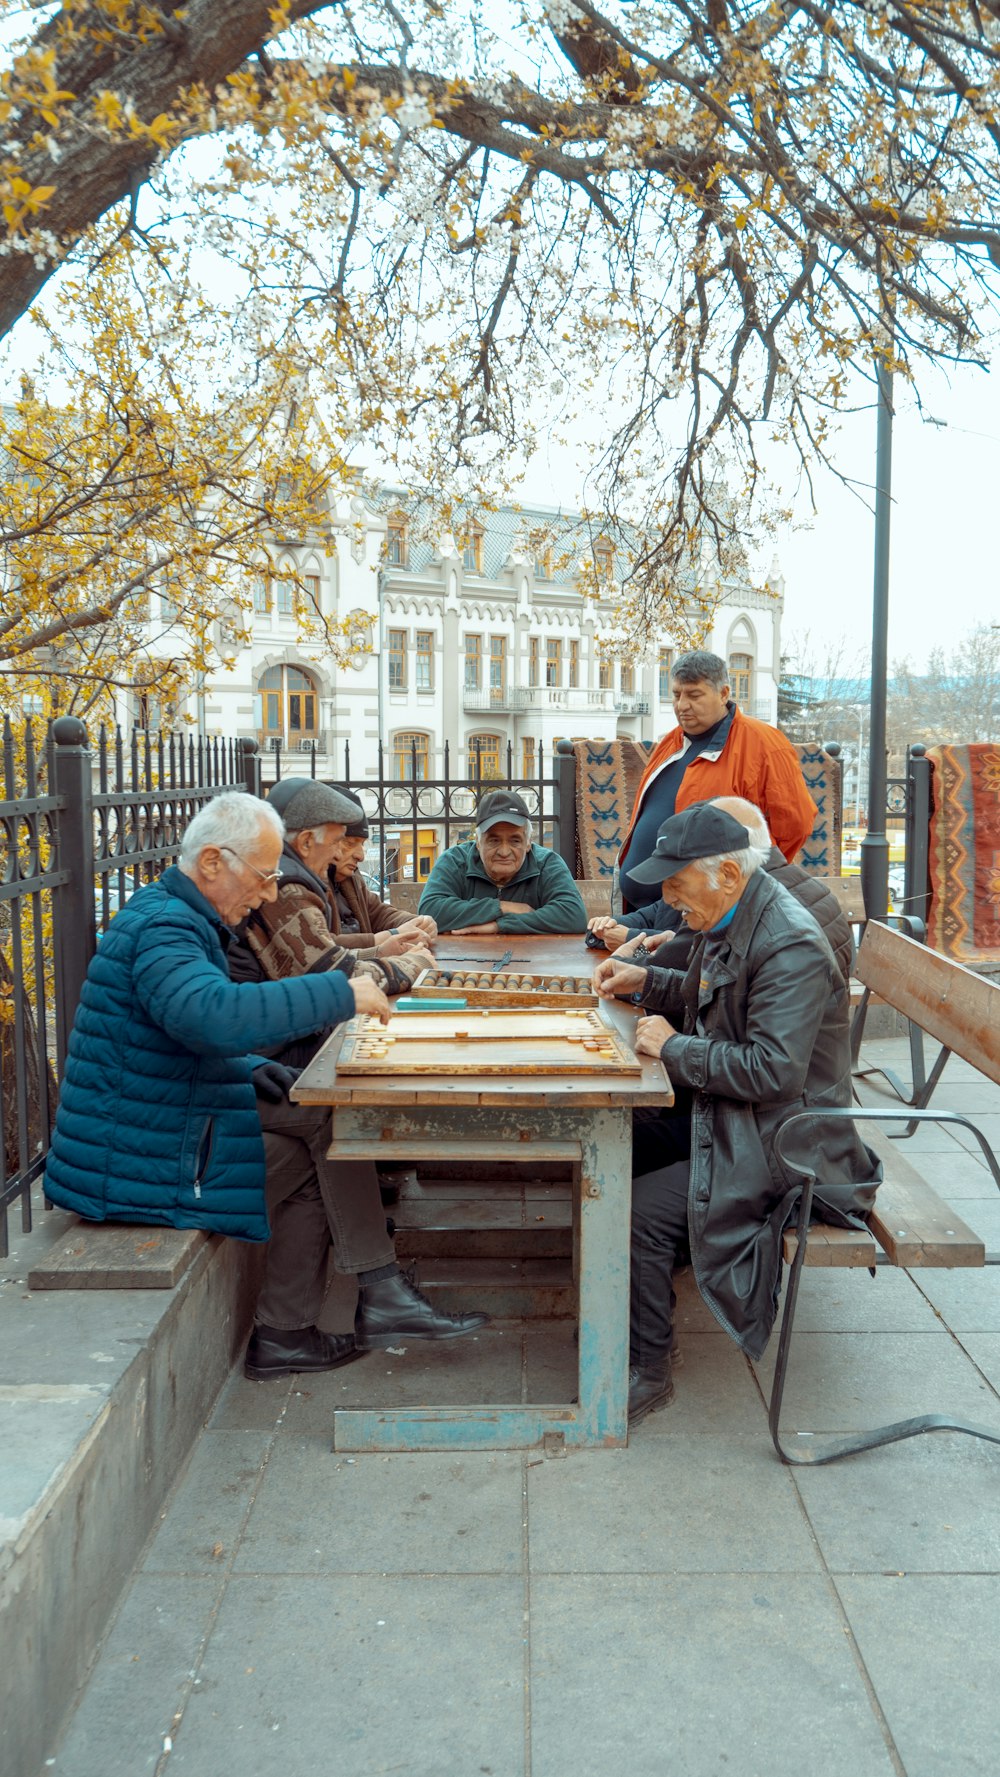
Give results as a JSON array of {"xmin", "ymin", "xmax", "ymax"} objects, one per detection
[
  {"xmin": 418, "ymin": 790, "xmax": 588, "ymax": 936},
  {"xmin": 325, "ymin": 787, "xmax": 437, "ymax": 953},
  {"xmin": 593, "ymin": 803, "xmax": 880, "ymax": 1426},
  {"xmin": 228, "ymin": 777, "xmax": 490, "ymax": 1363}
]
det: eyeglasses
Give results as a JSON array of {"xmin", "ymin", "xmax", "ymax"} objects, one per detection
[{"xmin": 219, "ymin": 845, "xmax": 283, "ymax": 885}]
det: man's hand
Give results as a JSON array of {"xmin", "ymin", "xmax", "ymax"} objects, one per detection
[
  {"xmin": 251, "ymin": 1061, "xmax": 301, "ymax": 1103},
  {"xmin": 634, "ymin": 1014, "xmax": 677, "ymax": 1056},
  {"xmin": 592, "ymin": 957, "xmax": 647, "ymax": 999},
  {"xmin": 374, "ymin": 916, "xmax": 438, "ymax": 956},
  {"xmin": 498, "ymin": 900, "xmax": 532, "ymax": 915},
  {"xmin": 636, "ymin": 927, "xmax": 678, "ymax": 954},
  {"xmin": 350, "ymin": 975, "xmax": 391, "ymax": 1023},
  {"xmin": 378, "ymin": 946, "xmax": 436, "ymax": 993},
  {"xmin": 449, "ymin": 920, "xmax": 500, "ymax": 935},
  {"xmin": 587, "ymin": 915, "xmax": 630, "ymax": 949}
]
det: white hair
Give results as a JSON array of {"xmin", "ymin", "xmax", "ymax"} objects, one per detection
[
  {"xmin": 476, "ymin": 821, "xmax": 533, "ymax": 844},
  {"xmin": 178, "ymin": 791, "xmax": 283, "ymax": 872},
  {"xmin": 695, "ymin": 841, "xmax": 770, "ymax": 889}
]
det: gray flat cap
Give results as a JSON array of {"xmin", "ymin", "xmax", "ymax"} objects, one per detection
[{"xmin": 266, "ymin": 776, "xmax": 362, "ymax": 832}]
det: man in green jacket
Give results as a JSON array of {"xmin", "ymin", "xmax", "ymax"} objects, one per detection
[{"xmin": 418, "ymin": 790, "xmax": 587, "ymax": 935}]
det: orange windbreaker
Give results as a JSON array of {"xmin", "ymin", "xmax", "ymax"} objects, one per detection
[{"xmin": 619, "ymin": 705, "xmax": 818, "ymax": 871}]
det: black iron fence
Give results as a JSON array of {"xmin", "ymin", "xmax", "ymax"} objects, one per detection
[{"xmin": 0, "ymin": 718, "xmax": 256, "ymax": 1255}]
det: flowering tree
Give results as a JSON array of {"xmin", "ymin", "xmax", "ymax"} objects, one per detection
[{"xmin": 2, "ymin": 0, "xmax": 999, "ymax": 686}]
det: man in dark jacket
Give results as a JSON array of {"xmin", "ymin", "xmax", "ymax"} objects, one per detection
[
  {"xmin": 45, "ymin": 790, "xmax": 393, "ymax": 1385},
  {"xmin": 227, "ymin": 776, "xmax": 489, "ymax": 1356},
  {"xmin": 419, "ymin": 789, "xmax": 587, "ymax": 935},
  {"xmin": 593, "ymin": 804, "xmax": 880, "ymax": 1426},
  {"xmin": 326, "ymin": 789, "xmax": 437, "ymax": 951}
]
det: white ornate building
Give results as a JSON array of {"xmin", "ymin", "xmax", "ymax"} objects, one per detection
[{"xmin": 139, "ymin": 491, "xmax": 785, "ymax": 793}]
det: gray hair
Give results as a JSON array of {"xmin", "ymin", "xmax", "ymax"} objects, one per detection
[
  {"xmin": 672, "ymin": 649, "xmax": 729, "ymax": 689},
  {"xmin": 695, "ymin": 841, "xmax": 770, "ymax": 889},
  {"xmin": 179, "ymin": 791, "xmax": 283, "ymax": 872},
  {"xmin": 709, "ymin": 796, "xmax": 772, "ymax": 851},
  {"xmin": 476, "ymin": 820, "xmax": 533, "ymax": 845}
]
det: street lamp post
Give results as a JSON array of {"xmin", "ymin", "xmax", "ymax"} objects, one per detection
[{"xmin": 860, "ymin": 344, "xmax": 892, "ymax": 923}]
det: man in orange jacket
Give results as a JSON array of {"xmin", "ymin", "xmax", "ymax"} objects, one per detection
[{"xmin": 611, "ymin": 647, "xmax": 816, "ymax": 913}]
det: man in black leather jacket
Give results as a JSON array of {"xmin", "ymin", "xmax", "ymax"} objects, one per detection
[{"xmin": 593, "ymin": 804, "xmax": 880, "ymax": 1427}]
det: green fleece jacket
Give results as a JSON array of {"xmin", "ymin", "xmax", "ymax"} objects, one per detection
[{"xmin": 418, "ymin": 841, "xmax": 587, "ymax": 935}]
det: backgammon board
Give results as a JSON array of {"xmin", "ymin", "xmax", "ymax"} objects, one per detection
[{"xmin": 336, "ymin": 1006, "xmax": 641, "ymax": 1076}]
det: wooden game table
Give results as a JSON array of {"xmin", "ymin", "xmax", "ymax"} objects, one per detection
[{"xmin": 292, "ymin": 931, "xmax": 674, "ymax": 1451}]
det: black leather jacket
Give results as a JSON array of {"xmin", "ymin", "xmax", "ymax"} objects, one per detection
[{"xmin": 640, "ymin": 869, "xmax": 879, "ymax": 1357}]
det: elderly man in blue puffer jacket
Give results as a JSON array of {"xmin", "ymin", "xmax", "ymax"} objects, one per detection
[{"xmin": 45, "ymin": 790, "xmax": 392, "ymax": 1381}]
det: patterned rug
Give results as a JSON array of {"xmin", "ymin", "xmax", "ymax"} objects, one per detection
[
  {"xmin": 926, "ymin": 744, "xmax": 1000, "ymax": 966},
  {"xmin": 572, "ymin": 737, "xmax": 842, "ymax": 878}
]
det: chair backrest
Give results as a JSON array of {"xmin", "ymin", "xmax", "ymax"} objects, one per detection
[
  {"xmin": 856, "ymin": 920, "xmax": 1000, "ymax": 1085},
  {"xmin": 386, "ymin": 881, "xmax": 424, "ymax": 915},
  {"xmin": 575, "ymin": 878, "xmax": 614, "ymax": 918},
  {"xmin": 817, "ymin": 875, "xmax": 866, "ymax": 922}
]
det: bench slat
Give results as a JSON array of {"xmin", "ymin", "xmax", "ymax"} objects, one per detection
[
  {"xmin": 29, "ymin": 1223, "xmax": 209, "ymax": 1289},
  {"xmin": 868, "ymin": 1171, "xmax": 985, "ymax": 1268},
  {"xmin": 783, "ymin": 1221, "xmax": 877, "ymax": 1267},
  {"xmin": 856, "ymin": 922, "xmax": 1000, "ymax": 1086}
]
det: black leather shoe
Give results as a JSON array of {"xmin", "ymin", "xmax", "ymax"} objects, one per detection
[
  {"xmin": 628, "ymin": 1360, "xmax": 676, "ymax": 1425},
  {"xmin": 244, "ymin": 1323, "xmax": 364, "ymax": 1381},
  {"xmin": 355, "ymin": 1269, "xmax": 490, "ymax": 1348}
]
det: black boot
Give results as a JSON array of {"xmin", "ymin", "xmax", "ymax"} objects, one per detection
[
  {"xmin": 355, "ymin": 1270, "xmax": 490, "ymax": 1348},
  {"xmin": 244, "ymin": 1323, "xmax": 364, "ymax": 1382},
  {"xmin": 628, "ymin": 1358, "xmax": 675, "ymax": 1425}
]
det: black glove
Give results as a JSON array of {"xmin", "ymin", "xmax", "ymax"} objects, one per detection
[{"xmin": 252, "ymin": 1061, "xmax": 301, "ymax": 1103}]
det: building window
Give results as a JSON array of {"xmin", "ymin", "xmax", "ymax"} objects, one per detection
[
  {"xmin": 386, "ymin": 516, "xmax": 409, "ymax": 567},
  {"xmin": 569, "ymin": 640, "xmax": 580, "ymax": 689},
  {"xmin": 464, "ymin": 633, "xmax": 482, "ymax": 692},
  {"xmin": 489, "ymin": 635, "xmax": 506, "ymax": 703},
  {"xmin": 528, "ymin": 635, "xmax": 539, "ymax": 688},
  {"xmin": 256, "ymin": 664, "xmax": 319, "ymax": 745},
  {"xmin": 252, "ymin": 574, "xmax": 271, "ymax": 615},
  {"xmin": 388, "ymin": 628, "xmax": 407, "ymax": 690},
  {"xmin": 729, "ymin": 651, "xmax": 753, "ymax": 704},
  {"xmin": 522, "ymin": 737, "xmax": 536, "ymax": 779},
  {"xmin": 594, "ymin": 539, "xmax": 614, "ymax": 583},
  {"xmin": 598, "ymin": 656, "xmax": 613, "ymax": 691},
  {"xmin": 276, "ymin": 577, "xmax": 295, "ymax": 616},
  {"xmin": 545, "ymin": 639, "xmax": 562, "ymax": 688},
  {"xmin": 416, "ymin": 630, "xmax": 434, "ymax": 692},
  {"xmin": 468, "ymin": 732, "xmax": 503, "ymax": 780},
  {"xmin": 533, "ymin": 541, "xmax": 551, "ymax": 580},
  {"xmin": 462, "ymin": 525, "xmax": 484, "ymax": 573},
  {"xmin": 302, "ymin": 574, "xmax": 321, "ymax": 613},
  {"xmin": 393, "ymin": 731, "xmax": 429, "ymax": 780},
  {"xmin": 658, "ymin": 647, "xmax": 673, "ymax": 701},
  {"xmin": 621, "ymin": 662, "xmax": 635, "ymax": 696}
]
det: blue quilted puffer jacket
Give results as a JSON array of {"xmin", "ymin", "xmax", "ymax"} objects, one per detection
[{"xmin": 45, "ymin": 866, "xmax": 355, "ymax": 1241}]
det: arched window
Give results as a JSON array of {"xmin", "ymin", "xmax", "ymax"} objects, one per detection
[
  {"xmin": 256, "ymin": 664, "xmax": 319, "ymax": 747},
  {"xmin": 728, "ymin": 651, "xmax": 753, "ymax": 705},
  {"xmin": 467, "ymin": 732, "xmax": 504, "ymax": 781},
  {"xmin": 392, "ymin": 731, "xmax": 430, "ymax": 780}
]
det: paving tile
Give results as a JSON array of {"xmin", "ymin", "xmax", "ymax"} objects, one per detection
[
  {"xmin": 640, "ymin": 1333, "xmax": 768, "ymax": 1436},
  {"xmin": 44, "ymin": 1575, "xmax": 224, "ymax": 1776},
  {"xmin": 955, "ymin": 1332, "xmax": 1000, "ymax": 1396},
  {"xmin": 142, "ymin": 1431, "xmax": 272, "ymax": 1574},
  {"xmin": 282, "ymin": 1324, "xmax": 520, "ymax": 1431},
  {"xmin": 529, "ymin": 1575, "xmax": 895, "ymax": 1777},
  {"xmin": 904, "ymin": 1149, "xmax": 998, "ymax": 1199},
  {"xmin": 235, "ymin": 1439, "xmax": 525, "ymax": 1574},
  {"xmin": 942, "ymin": 1197, "xmax": 1000, "ymax": 1247},
  {"xmin": 793, "ymin": 1432, "xmax": 1000, "ymax": 1573},
  {"xmin": 782, "ymin": 1265, "xmax": 942, "ymax": 1334},
  {"xmin": 207, "ymin": 1368, "xmax": 293, "ymax": 1431},
  {"xmin": 169, "ymin": 1574, "xmax": 526, "ymax": 1777},
  {"xmin": 837, "ymin": 1575, "xmax": 1000, "ymax": 1776},
  {"xmin": 909, "ymin": 1266, "xmax": 1000, "ymax": 1332},
  {"xmin": 752, "ymin": 1330, "xmax": 1000, "ymax": 1433},
  {"xmin": 527, "ymin": 1435, "xmax": 820, "ymax": 1573}
]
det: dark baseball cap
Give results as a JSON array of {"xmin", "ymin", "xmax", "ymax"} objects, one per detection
[
  {"xmin": 625, "ymin": 804, "xmax": 749, "ymax": 886},
  {"xmin": 333, "ymin": 786, "xmax": 369, "ymax": 838},
  {"xmin": 475, "ymin": 790, "xmax": 531, "ymax": 833}
]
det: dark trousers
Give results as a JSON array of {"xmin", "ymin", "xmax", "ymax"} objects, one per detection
[
  {"xmin": 254, "ymin": 1095, "xmax": 396, "ymax": 1329},
  {"xmin": 630, "ymin": 1161, "xmax": 691, "ymax": 1369}
]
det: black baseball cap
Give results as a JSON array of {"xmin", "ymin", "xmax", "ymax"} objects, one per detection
[
  {"xmin": 334, "ymin": 786, "xmax": 369, "ymax": 838},
  {"xmin": 625, "ymin": 804, "xmax": 749, "ymax": 886},
  {"xmin": 475, "ymin": 790, "xmax": 531, "ymax": 833}
]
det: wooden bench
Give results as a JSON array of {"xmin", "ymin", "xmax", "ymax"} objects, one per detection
[{"xmin": 770, "ymin": 921, "xmax": 1000, "ymax": 1466}]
